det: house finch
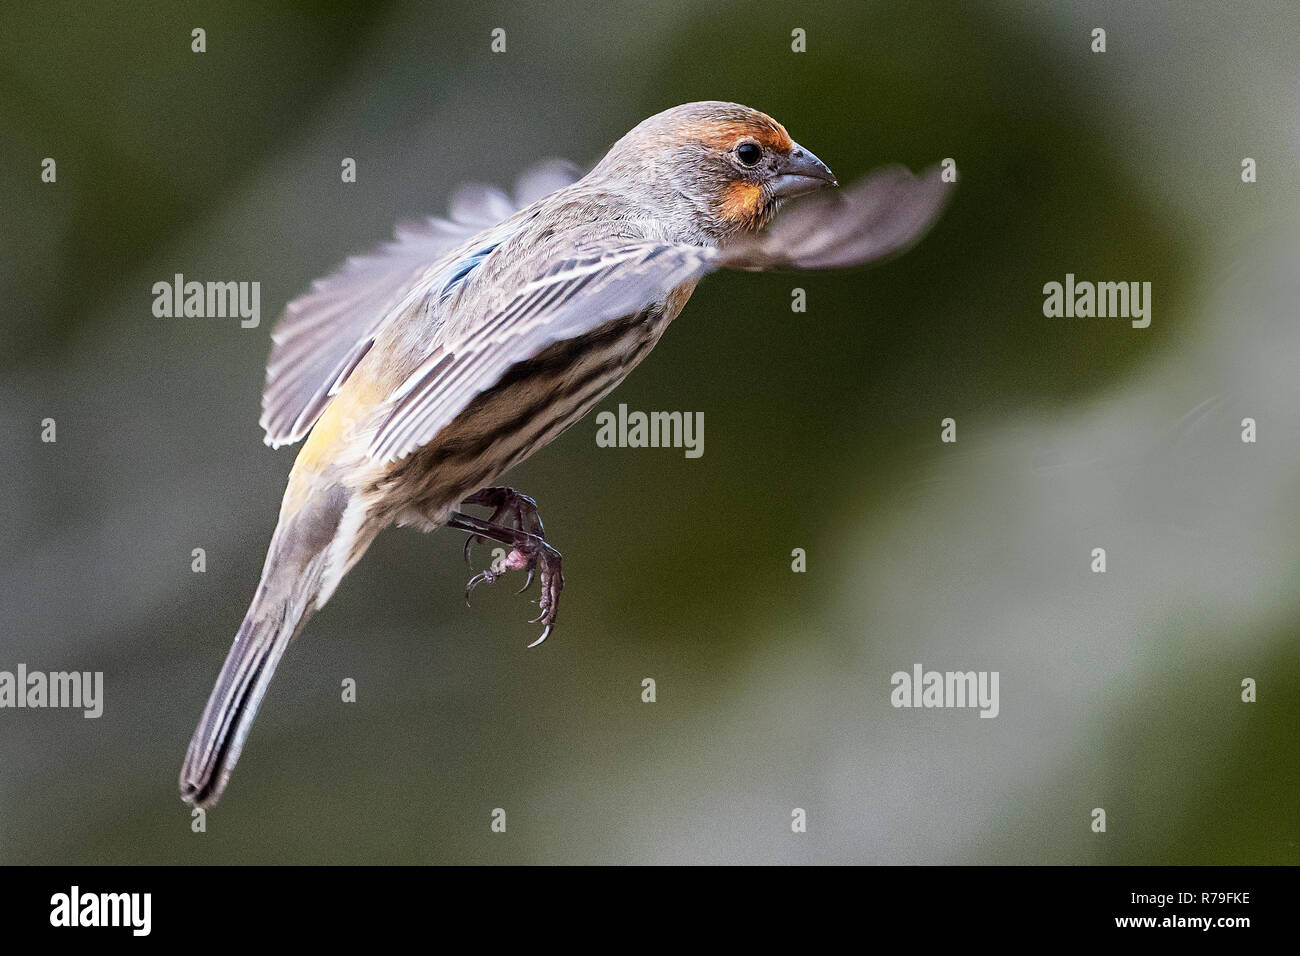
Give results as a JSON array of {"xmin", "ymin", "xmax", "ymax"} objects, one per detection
[{"xmin": 180, "ymin": 100, "xmax": 950, "ymax": 807}]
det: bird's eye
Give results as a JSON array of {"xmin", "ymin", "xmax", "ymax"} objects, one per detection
[{"xmin": 735, "ymin": 142, "xmax": 762, "ymax": 167}]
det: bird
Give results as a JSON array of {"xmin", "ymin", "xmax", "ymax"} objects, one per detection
[{"xmin": 179, "ymin": 100, "xmax": 951, "ymax": 808}]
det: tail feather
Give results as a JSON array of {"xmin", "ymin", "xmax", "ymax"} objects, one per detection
[{"xmin": 180, "ymin": 488, "xmax": 349, "ymax": 808}]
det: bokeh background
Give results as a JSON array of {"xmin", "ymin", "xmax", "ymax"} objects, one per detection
[{"xmin": 1, "ymin": 0, "xmax": 1296, "ymax": 864}]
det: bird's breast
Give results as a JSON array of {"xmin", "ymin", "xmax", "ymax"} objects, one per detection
[{"xmin": 666, "ymin": 277, "xmax": 700, "ymax": 318}]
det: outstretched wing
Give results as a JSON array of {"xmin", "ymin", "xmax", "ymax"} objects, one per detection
[
  {"xmin": 260, "ymin": 159, "xmax": 583, "ymax": 448},
  {"xmin": 722, "ymin": 163, "xmax": 950, "ymax": 270},
  {"xmin": 368, "ymin": 164, "xmax": 951, "ymax": 463},
  {"xmin": 368, "ymin": 243, "xmax": 714, "ymax": 462}
]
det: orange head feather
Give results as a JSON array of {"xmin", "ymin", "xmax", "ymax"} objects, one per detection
[{"xmin": 593, "ymin": 101, "xmax": 835, "ymax": 242}]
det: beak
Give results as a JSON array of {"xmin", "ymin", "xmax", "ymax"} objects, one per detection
[{"xmin": 770, "ymin": 143, "xmax": 838, "ymax": 199}]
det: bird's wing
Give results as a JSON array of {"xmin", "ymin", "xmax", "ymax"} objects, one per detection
[
  {"xmin": 259, "ymin": 159, "xmax": 583, "ymax": 448},
  {"xmin": 721, "ymin": 163, "xmax": 951, "ymax": 270},
  {"xmin": 368, "ymin": 163, "xmax": 950, "ymax": 463},
  {"xmin": 368, "ymin": 243, "xmax": 713, "ymax": 462}
]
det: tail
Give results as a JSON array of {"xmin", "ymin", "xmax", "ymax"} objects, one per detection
[{"xmin": 180, "ymin": 485, "xmax": 355, "ymax": 808}]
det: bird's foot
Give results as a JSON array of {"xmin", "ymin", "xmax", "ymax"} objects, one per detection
[
  {"xmin": 461, "ymin": 486, "xmax": 545, "ymax": 566},
  {"xmin": 449, "ymin": 504, "xmax": 563, "ymax": 648}
]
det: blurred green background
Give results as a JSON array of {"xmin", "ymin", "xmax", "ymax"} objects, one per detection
[{"xmin": 1, "ymin": 0, "xmax": 1297, "ymax": 863}]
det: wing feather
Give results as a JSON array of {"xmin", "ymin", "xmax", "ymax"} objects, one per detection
[
  {"xmin": 259, "ymin": 159, "xmax": 584, "ymax": 448},
  {"xmin": 365, "ymin": 163, "xmax": 951, "ymax": 464},
  {"xmin": 723, "ymin": 163, "xmax": 950, "ymax": 271},
  {"xmin": 368, "ymin": 244, "xmax": 714, "ymax": 462}
]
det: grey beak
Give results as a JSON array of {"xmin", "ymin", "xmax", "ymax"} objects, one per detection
[{"xmin": 771, "ymin": 143, "xmax": 838, "ymax": 199}]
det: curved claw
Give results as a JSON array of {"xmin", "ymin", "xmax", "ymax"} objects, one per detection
[
  {"xmin": 450, "ymin": 498, "xmax": 561, "ymax": 648},
  {"xmin": 464, "ymin": 569, "xmax": 497, "ymax": 606}
]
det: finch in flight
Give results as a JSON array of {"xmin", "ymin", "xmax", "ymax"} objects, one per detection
[{"xmin": 180, "ymin": 100, "xmax": 950, "ymax": 807}]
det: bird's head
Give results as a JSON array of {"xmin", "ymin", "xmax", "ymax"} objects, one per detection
[{"xmin": 592, "ymin": 101, "xmax": 838, "ymax": 243}]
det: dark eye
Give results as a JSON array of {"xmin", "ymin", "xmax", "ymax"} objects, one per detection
[{"xmin": 735, "ymin": 142, "xmax": 762, "ymax": 167}]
